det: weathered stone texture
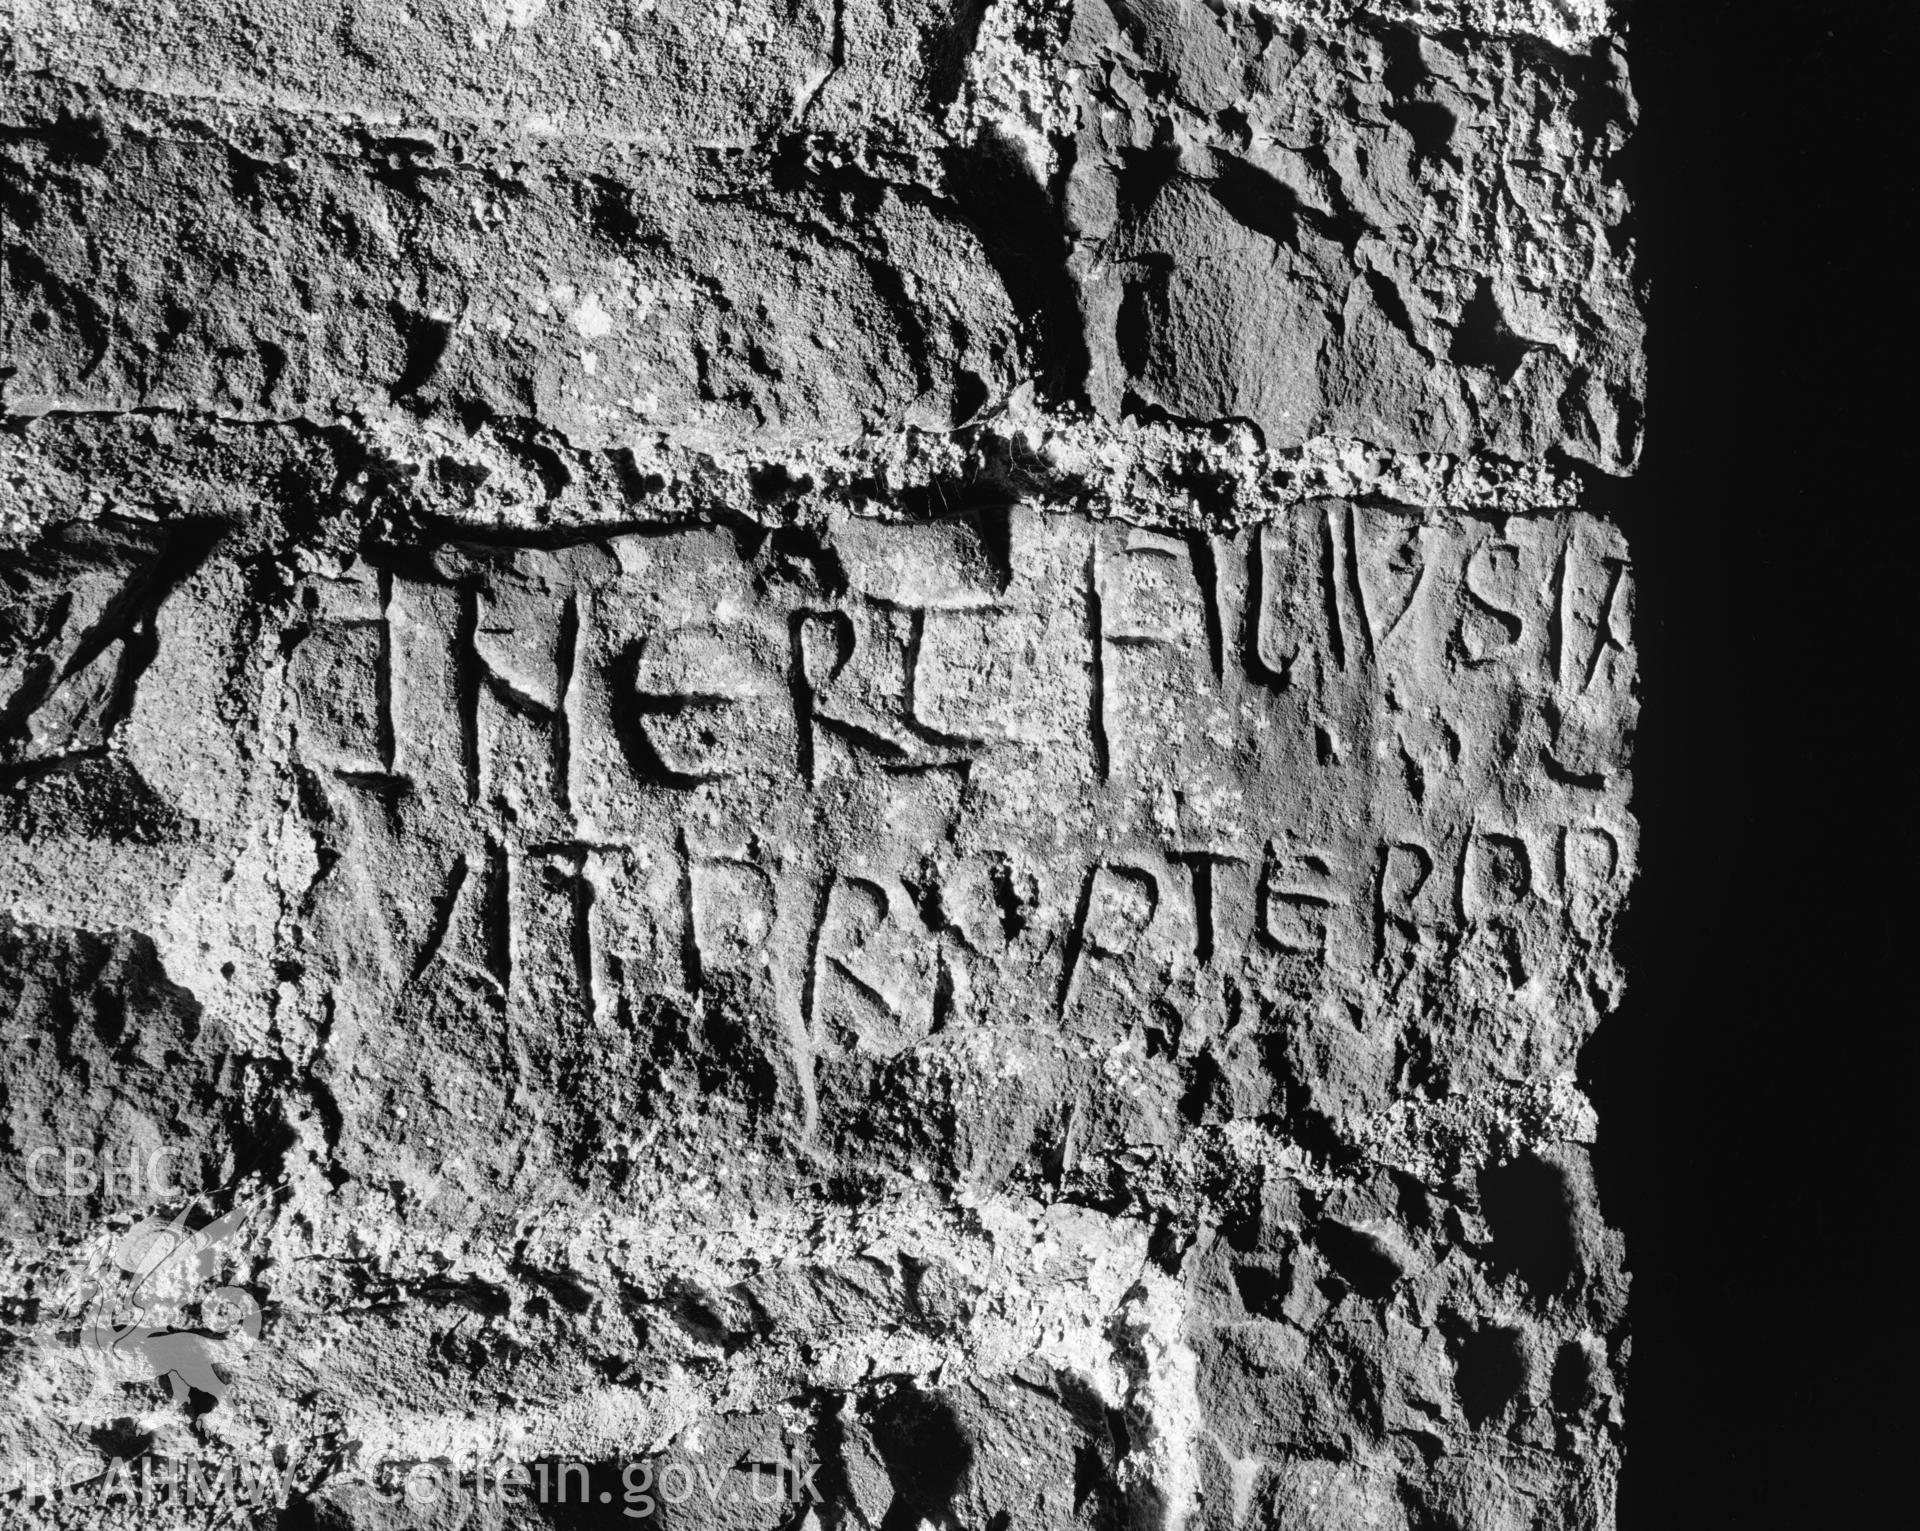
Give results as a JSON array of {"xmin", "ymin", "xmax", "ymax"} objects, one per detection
[
  {"xmin": 1, "ymin": 82, "xmax": 1023, "ymax": 446},
  {"xmin": 0, "ymin": 3, "xmax": 1640, "ymax": 1528},
  {"xmin": 1067, "ymin": 5, "xmax": 1642, "ymax": 470}
]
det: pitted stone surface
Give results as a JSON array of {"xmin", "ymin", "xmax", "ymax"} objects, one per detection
[
  {"xmin": 0, "ymin": 4, "xmax": 1640, "ymax": 1528},
  {"xmin": 1065, "ymin": 4, "xmax": 1642, "ymax": 471}
]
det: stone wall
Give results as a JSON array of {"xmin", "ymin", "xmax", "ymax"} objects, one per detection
[{"xmin": 0, "ymin": 3, "xmax": 1641, "ymax": 1526}]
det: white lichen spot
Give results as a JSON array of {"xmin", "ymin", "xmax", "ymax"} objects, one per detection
[
  {"xmin": 497, "ymin": 0, "xmax": 547, "ymax": 29},
  {"xmin": 572, "ymin": 292, "xmax": 614, "ymax": 339}
]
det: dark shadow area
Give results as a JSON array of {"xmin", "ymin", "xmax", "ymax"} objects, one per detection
[
  {"xmin": 1580, "ymin": 2, "xmax": 1916, "ymax": 1522},
  {"xmin": 1452, "ymin": 1325, "xmax": 1530, "ymax": 1430},
  {"xmin": 866, "ymin": 1384, "xmax": 972, "ymax": 1531}
]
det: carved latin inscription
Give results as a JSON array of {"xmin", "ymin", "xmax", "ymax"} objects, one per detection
[{"xmin": 280, "ymin": 504, "xmax": 1635, "ymax": 1129}]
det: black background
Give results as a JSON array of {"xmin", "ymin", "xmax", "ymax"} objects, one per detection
[{"xmin": 1586, "ymin": 1, "xmax": 1915, "ymax": 1522}]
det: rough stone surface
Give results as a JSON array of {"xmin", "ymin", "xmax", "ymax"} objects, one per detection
[{"xmin": 0, "ymin": 3, "xmax": 1640, "ymax": 1528}]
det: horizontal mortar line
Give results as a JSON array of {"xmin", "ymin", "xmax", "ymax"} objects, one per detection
[
  {"xmin": 2, "ymin": 65, "xmax": 960, "ymax": 155},
  {"xmin": 2, "ymin": 399, "xmax": 330, "ymax": 430},
  {"xmin": 0, "ymin": 398, "xmax": 1560, "ymax": 476},
  {"xmin": 1236, "ymin": 0, "xmax": 1610, "ymax": 52},
  {"xmin": 1, "ymin": 405, "xmax": 1585, "ymax": 520}
]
